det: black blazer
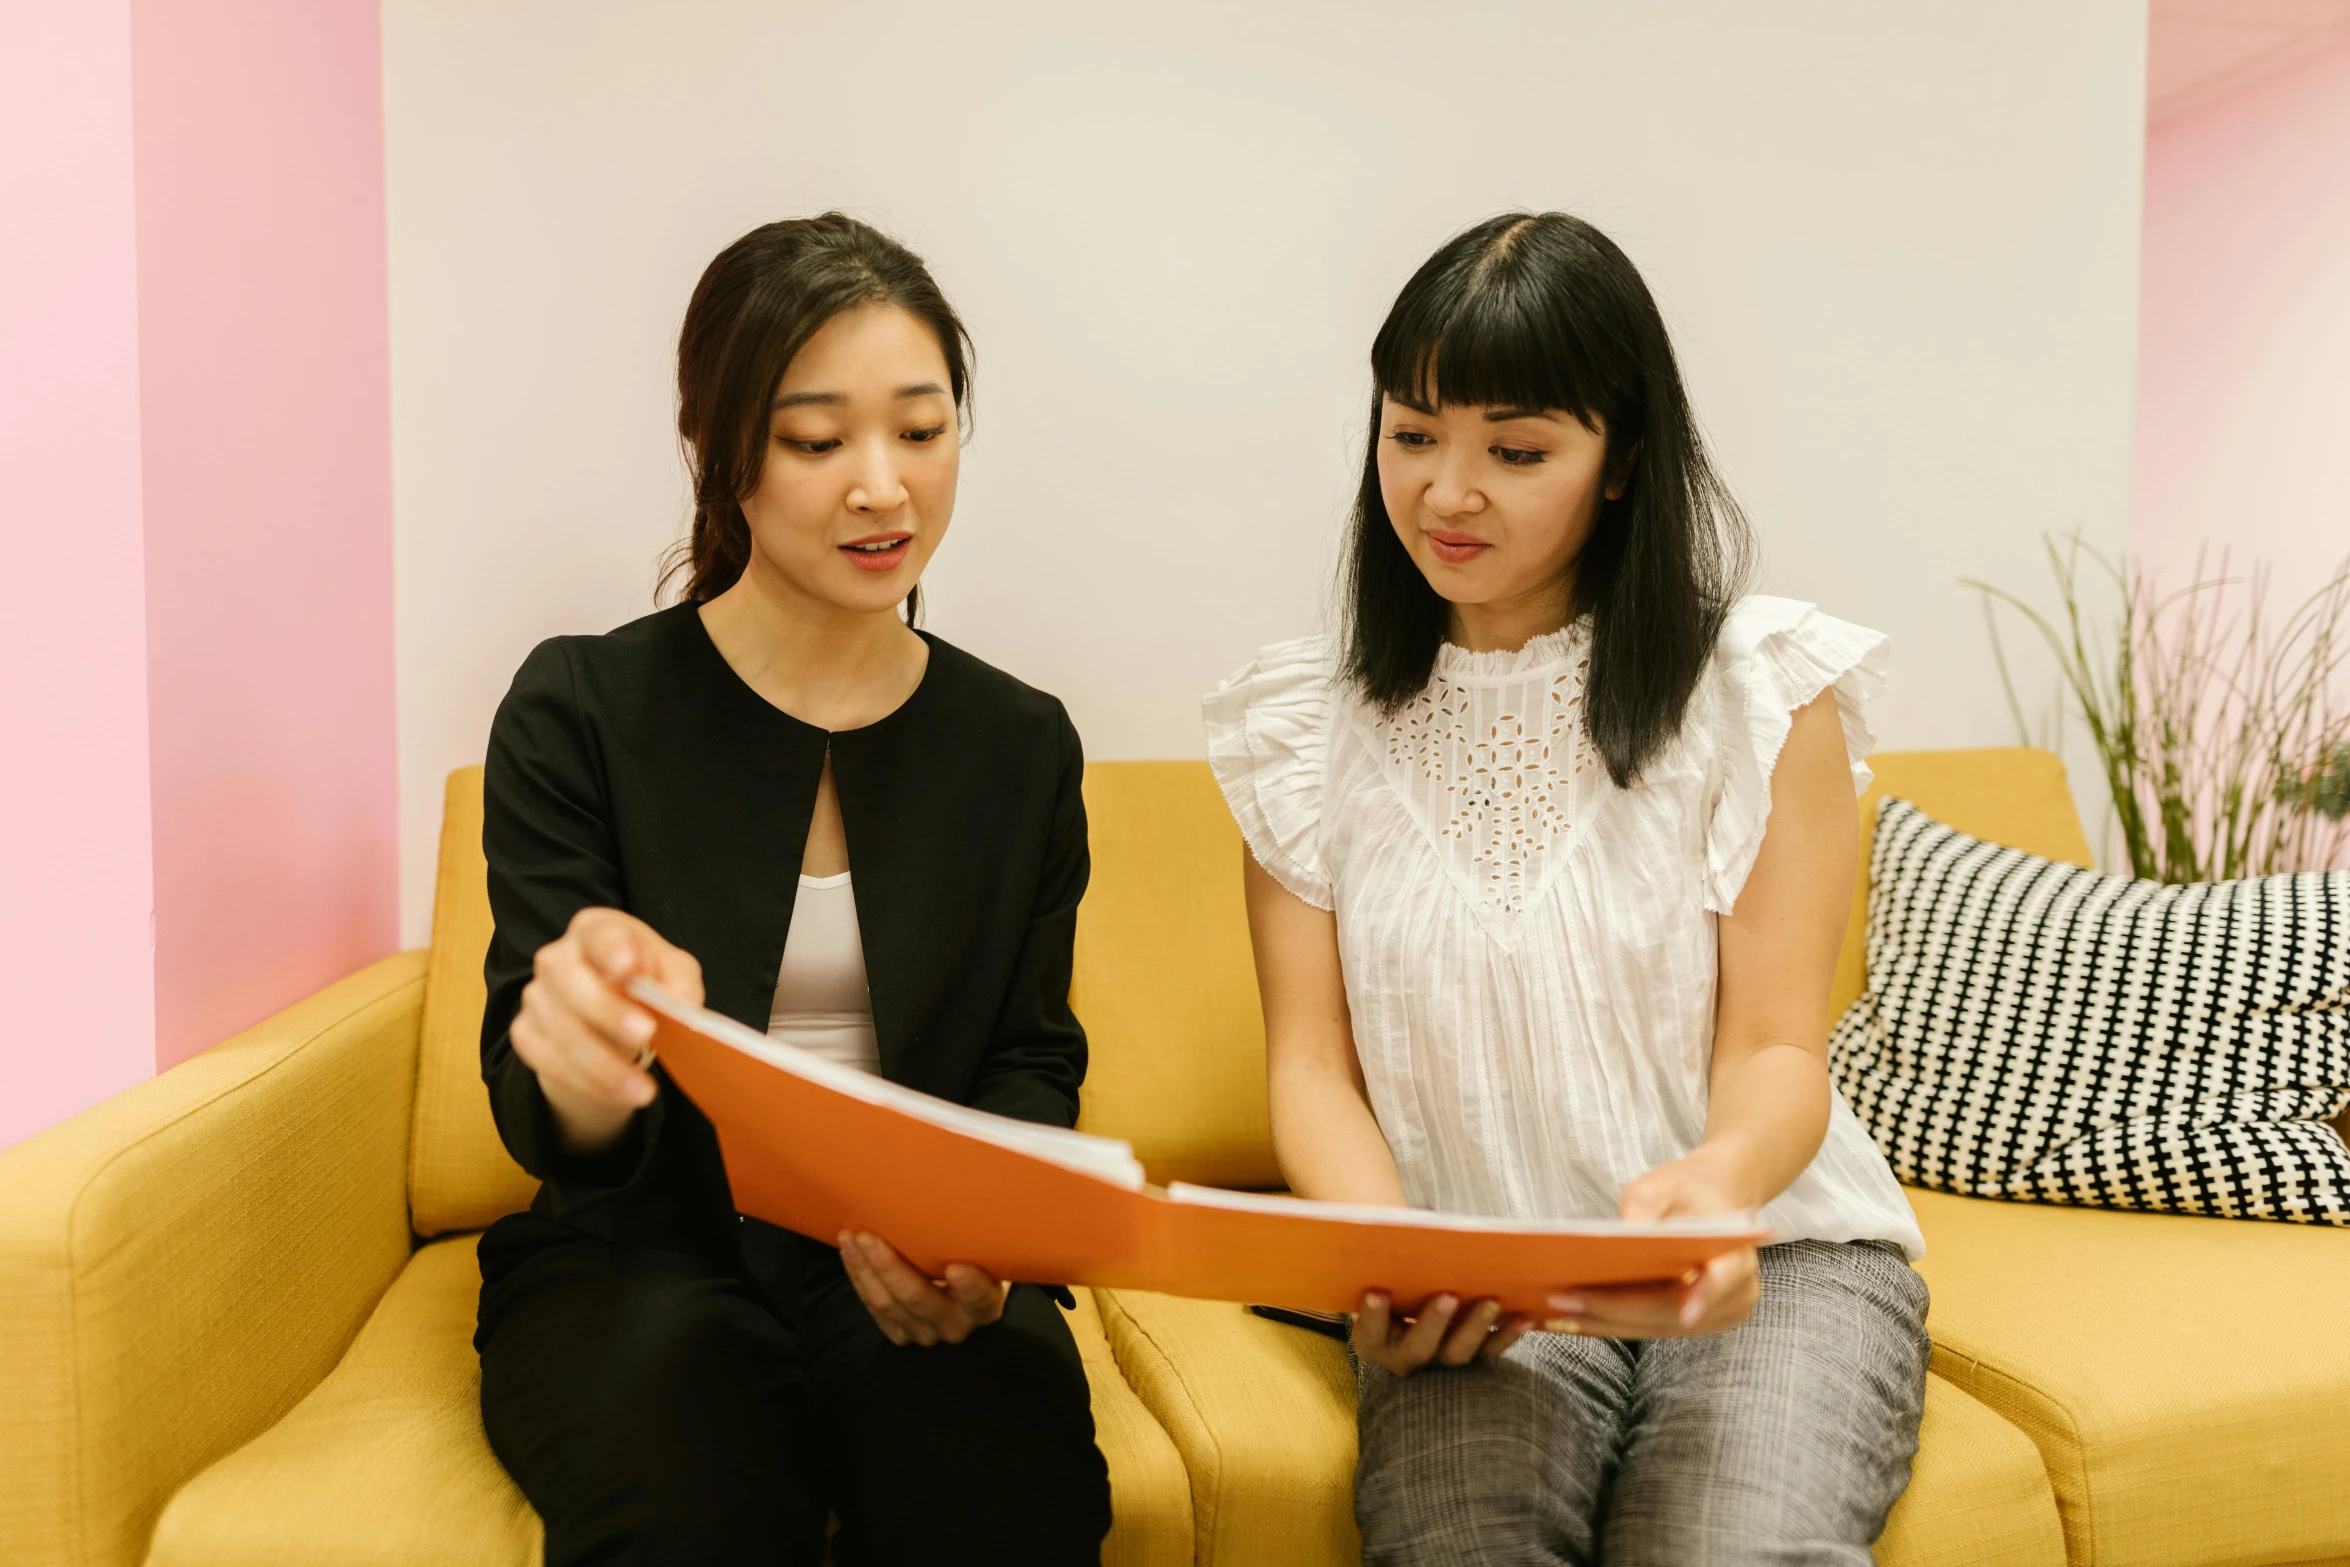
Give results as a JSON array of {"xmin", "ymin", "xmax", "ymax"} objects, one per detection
[{"xmin": 477, "ymin": 603, "xmax": 1089, "ymax": 1277}]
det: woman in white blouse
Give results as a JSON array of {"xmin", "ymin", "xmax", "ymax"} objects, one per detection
[{"xmin": 1207, "ymin": 213, "xmax": 1929, "ymax": 1565}]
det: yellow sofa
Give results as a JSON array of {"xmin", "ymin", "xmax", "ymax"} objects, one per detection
[{"xmin": 4, "ymin": 750, "xmax": 2345, "ymax": 1567}]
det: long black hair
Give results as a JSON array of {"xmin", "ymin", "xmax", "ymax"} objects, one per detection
[
  {"xmin": 661, "ymin": 213, "xmax": 972, "ymax": 621},
  {"xmin": 1340, "ymin": 212, "xmax": 1751, "ymax": 787}
]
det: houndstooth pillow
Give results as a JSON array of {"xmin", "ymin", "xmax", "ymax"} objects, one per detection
[{"xmin": 1829, "ymin": 798, "xmax": 2350, "ymax": 1225}]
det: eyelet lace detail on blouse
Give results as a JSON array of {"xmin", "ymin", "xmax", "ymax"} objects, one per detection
[{"xmin": 1377, "ymin": 624, "xmax": 1597, "ymax": 917}]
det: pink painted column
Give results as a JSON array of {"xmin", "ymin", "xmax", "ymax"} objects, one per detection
[
  {"xmin": 131, "ymin": 0, "xmax": 398, "ymax": 1070},
  {"xmin": 2134, "ymin": 44, "xmax": 2350, "ymax": 597},
  {"xmin": 0, "ymin": 1, "xmax": 160, "ymax": 1149},
  {"xmin": 0, "ymin": 0, "xmax": 398, "ymax": 1144}
]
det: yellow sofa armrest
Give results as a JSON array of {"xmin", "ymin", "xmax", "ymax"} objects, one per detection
[{"xmin": 0, "ymin": 952, "xmax": 428, "ymax": 1567}]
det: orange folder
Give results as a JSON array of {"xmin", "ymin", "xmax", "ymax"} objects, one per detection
[{"xmin": 632, "ymin": 980, "xmax": 1767, "ymax": 1315}]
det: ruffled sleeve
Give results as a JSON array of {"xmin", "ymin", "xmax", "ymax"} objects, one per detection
[
  {"xmin": 1200, "ymin": 636, "xmax": 1339, "ymax": 911},
  {"xmin": 1704, "ymin": 596, "xmax": 1889, "ymax": 915}
]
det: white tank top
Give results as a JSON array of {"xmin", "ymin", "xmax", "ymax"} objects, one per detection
[{"xmin": 766, "ymin": 872, "xmax": 881, "ymax": 1075}]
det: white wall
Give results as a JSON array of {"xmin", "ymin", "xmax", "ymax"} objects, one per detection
[{"xmin": 386, "ymin": 0, "xmax": 2149, "ymax": 940}]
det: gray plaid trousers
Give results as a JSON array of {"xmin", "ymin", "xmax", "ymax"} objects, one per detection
[{"xmin": 1354, "ymin": 1240, "xmax": 1930, "ymax": 1566}]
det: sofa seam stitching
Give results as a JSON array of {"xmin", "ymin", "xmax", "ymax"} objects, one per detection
[
  {"xmin": 1103, "ymin": 1293, "xmax": 1222, "ymax": 1564},
  {"xmin": 1933, "ymin": 1343, "xmax": 2092, "ymax": 1567}
]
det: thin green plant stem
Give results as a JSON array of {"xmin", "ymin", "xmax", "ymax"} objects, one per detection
[{"xmin": 1968, "ymin": 535, "xmax": 2350, "ymax": 884}]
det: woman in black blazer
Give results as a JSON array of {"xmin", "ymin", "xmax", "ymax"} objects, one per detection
[{"xmin": 472, "ymin": 215, "xmax": 1111, "ymax": 1567}]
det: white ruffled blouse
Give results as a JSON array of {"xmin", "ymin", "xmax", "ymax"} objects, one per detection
[{"xmin": 1203, "ymin": 595, "xmax": 1924, "ymax": 1257}]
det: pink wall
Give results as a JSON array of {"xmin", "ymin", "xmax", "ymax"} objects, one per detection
[
  {"xmin": 0, "ymin": 1, "xmax": 162, "ymax": 1150},
  {"xmin": 131, "ymin": 0, "xmax": 398, "ymax": 1071},
  {"xmin": 0, "ymin": 0, "xmax": 397, "ymax": 1144},
  {"xmin": 2135, "ymin": 43, "xmax": 2350, "ymax": 597}
]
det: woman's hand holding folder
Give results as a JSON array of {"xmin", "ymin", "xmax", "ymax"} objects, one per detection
[
  {"xmin": 1350, "ymin": 1157, "xmax": 1763, "ymax": 1367},
  {"xmin": 1351, "ymin": 1291, "xmax": 1533, "ymax": 1376},
  {"xmin": 512, "ymin": 907, "xmax": 706, "ymax": 1156},
  {"xmin": 523, "ymin": 922, "xmax": 1019, "ymax": 1351},
  {"xmin": 1541, "ymin": 1156, "xmax": 1762, "ymax": 1340},
  {"xmin": 838, "ymin": 1230, "xmax": 1009, "ymax": 1346}
]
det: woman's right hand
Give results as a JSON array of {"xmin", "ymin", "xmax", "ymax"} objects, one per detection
[
  {"xmin": 511, "ymin": 907, "xmax": 705, "ymax": 1156},
  {"xmin": 1351, "ymin": 1290, "xmax": 1529, "ymax": 1377}
]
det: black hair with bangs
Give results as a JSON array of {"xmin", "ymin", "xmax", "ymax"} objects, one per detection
[{"xmin": 1340, "ymin": 212, "xmax": 1751, "ymax": 787}]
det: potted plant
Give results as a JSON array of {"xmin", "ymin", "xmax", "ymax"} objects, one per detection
[{"xmin": 1969, "ymin": 536, "xmax": 2350, "ymax": 882}]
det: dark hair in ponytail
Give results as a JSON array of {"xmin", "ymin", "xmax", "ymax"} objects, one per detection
[
  {"xmin": 1341, "ymin": 212, "xmax": 1752, "ymax": 787},
  {"xmin": 662, "ymin": 213, "xmax": 972, "ymax": 616}
]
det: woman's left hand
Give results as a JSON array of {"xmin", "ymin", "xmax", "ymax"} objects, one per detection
[
  {"xmin": 838, "ymin": 1230, "xmax": 1008, "ymax": 1346},
  {"xmin": 1543, "ymin": 1156, "xmax": 1762, "ymax": 1339}
]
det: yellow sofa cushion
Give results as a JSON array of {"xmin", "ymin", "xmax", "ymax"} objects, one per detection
[
  {"xmin": 1909, "ymin": 1185, "xmax": 2350, "ymax": 1567},
  {"xmin": 0, "ymin": 954, "xmax": 425, "ymax": 1567},
  {"xmin": 1073, "ymin": 762, "xmax": 1282, "ymax": 1189},
  {"xmin": 409, "ymin": 767, "xmax": 537, "ymax": 1236},
  {"xmin": 1093, "ymin": 1288, "xmax": 2065, "ymax": 1567},
  {"xmin": 146, "ymin": 1234, "xmax": 539, "ymax": 1567},
  {"xmin": 1067, "ymin": 1288, "xmax": 1197, "ymax": 1567},
  {"xmin": 1093, "ymin": 1291, "xmax": 1362, "ymax": 1567},
  {"xmin": 147, "ymin": 1236, "xmax": 1191, "ymax": 1567},
  {"xmin": 1875, "ymin": 1375, "xmax": 2067, "ymax": 1566}
]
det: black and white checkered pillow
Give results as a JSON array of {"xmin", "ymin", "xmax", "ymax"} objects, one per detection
[{"xmin": 1829, "ymin": 798, "xmax": 2350, "ymax": 1225}]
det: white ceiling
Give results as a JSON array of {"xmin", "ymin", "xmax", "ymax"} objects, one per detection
[{"xmin": 2149, "ymin": 0, "xmax": 2350, "ymax": 121}]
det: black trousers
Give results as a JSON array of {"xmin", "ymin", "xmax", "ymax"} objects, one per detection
[{"xmin": 476, "ymin": 1217, "xmax": 1112, "ymax": 1567}]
